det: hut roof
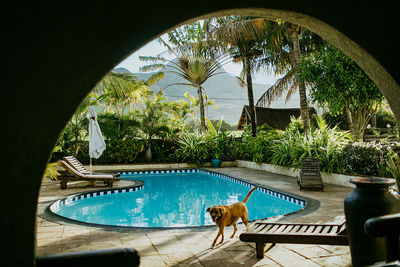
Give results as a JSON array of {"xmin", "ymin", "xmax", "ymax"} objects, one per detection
[{"xmin": 237, "ymin": 106, "xmax": 301, "ymax": 130}]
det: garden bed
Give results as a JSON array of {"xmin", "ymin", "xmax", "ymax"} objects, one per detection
[{"xmin": 236, "ymin": 160, "xmax": 357, "ymax": 188}]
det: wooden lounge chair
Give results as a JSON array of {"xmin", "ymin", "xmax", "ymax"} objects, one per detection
[
  {"xmin": 63, "ymin": 155, "xmax": 120, "ymax": 178},
  {"xmin": 297, "ymin": 158, "xmax": 324, "ymax": 190},
  {"xmin": 58, "ymin": 160, "xmax": 120, "ymax": 189},
  {"xmin": 239, "ymin": 221, "xmax": 348, "ymax": 258}
]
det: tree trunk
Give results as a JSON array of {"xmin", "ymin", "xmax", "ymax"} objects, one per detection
[
  {"xmin": 145, "ymin": 139, "xmax": 152, "ymax": 162},
  {"xmin": 291, "ymin": 26, "xmax": 310, "ymax": 132},
  {"xmin": 197, "ymin": 84, "xmax": 206, "ymax": 133},
  {"xmin": 352, "ymin": 105, "xmax": 375, "ymax": 141},
  {"xmin": 344, "ymin": 100, "xmax": 355, "ymax": 135},
  {"xmin": 371, "ymin": 113, "xmax": 377, "ymax": 127},
  {"xmin": 244, "ymin": 55, "xmax": 257, "ymax": 137}
]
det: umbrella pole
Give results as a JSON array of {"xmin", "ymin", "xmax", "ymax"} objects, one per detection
[{"xmin": 90, "ymin": 157, "xmax": 92, "ymax": 174}]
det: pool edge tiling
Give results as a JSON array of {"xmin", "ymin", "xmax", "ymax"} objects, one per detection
[{"xmin": 48, "ymin": 169, "xmax": 309, "ymax": 229}]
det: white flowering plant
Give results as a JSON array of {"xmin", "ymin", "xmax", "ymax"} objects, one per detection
[{"xmin": 341, "ymin": 140, "xmax": 397, "ymax": 177}]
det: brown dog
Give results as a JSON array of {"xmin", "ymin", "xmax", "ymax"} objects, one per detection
[{"xmin": 207, "ymin": 187, "xmax": 257, "ymax": 248}]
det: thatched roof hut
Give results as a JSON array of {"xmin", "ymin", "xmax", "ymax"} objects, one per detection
[{"xmin": 237, "ymin": 106, "xmax": 301, "ymax": 130}]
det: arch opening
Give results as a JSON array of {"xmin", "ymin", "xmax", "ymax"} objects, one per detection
[{"xmin": 3, "ymin": 2, "xmax": 400, "ymax": 265}]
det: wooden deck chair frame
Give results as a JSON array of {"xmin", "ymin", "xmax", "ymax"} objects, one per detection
[
  {"xmin": 63, "ymin": 155, "xmax": 120, "ymax": 180},
  {"xmin": 297, "ymin": 157, "xmax": 324, "ymax": 190},
  {"xmin": 58, "ymin": 160, "xmax": 120, "ymax": 189},
  {"xmin": 63, "ymin": 155, "xmax": 91, "ymax": 175},
  {"xmin": 240, "ymin": 221, "xmax": 348, "ymax": 258}
]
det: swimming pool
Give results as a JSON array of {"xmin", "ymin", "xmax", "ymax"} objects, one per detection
[{"xmin": 50, "ymin": 169, "xmax": 306, "ymax": 228}]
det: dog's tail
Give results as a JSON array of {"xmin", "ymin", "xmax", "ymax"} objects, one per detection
[{"xmin": 242, "ymin": 187, "xmax": 257, "ymax": 203}]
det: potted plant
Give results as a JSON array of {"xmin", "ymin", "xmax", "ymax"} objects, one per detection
[
  {"xmin": 212, "ymin": 149, "xmax": 223, "ymax": 167},
  {"xmin": 211, "ymin": 134, "xmax": 224, "ymax": 168}
]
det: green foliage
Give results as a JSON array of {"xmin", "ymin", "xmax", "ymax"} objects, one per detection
[
  {"xmin": 43, "ymin": 146, "xmax": 62, "ymax": 181},
  {"xmin": 322, "ymin": 112, "xmax": 348, "ymax": 130},
  {"xmin": 300, "ymin": 44, "xmax": 383, "ymax": 140},
  {"xmin": 387, "ymin": 153, "xmax": 400, "ymax": 188},
  {"xmin": 376, "ymin": 109, "xmax": 397, "ymax": 129},
  {"xmin": 237, "ymin": 116, "xmax": 351, "ymax": 172},
  {"xmin": 175, "ymin": 132, "xmax": 211, "ymax": 165},
  {"xmin": 100, "ymin": 139, "xmax": 144, "ymax": 164},
  {"xmin": 341, "ymin": 141, "xmax": 394, "ymax": 177},
  {"xmin": 232, "ymin": 124, "xmax": 280, "ymax": 163},
  {"xmin": 300, "ymin": 44, "xmax": 383, "ymax": 115},
  {"xmin": 210, "ymin": 130, "xmax": 236, "ymax": 160},
  {"xmin": 97, "ymin": 113, "xmax": 140, "ymax": 140}
]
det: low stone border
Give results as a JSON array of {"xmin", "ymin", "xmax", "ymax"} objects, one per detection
[
  {"xmin": 83, "ymin": 160, "xmax": 358, "ymax": 188},
  {"xmin": 87, "ymin": 161, "xmax": 236, "ymax": 172},
  {"xmin": 236, "ymin": 160, "xmax": 357, "ymax": 188}
]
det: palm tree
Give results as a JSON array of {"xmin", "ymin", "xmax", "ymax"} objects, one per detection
[
  {"xmin": 140, "ymin": 21, "xmax": 227, "ymax": 133},
  {"xmin": 94, "ymin": 72, "xmax": 149, "ymax": 137},
  {"xmin": 213, "ymin": 16, "xmax": 276, "ymax": 137},
  {"xmin": 256, "ymin": 22, "xmax": 322, "ymax": 132},
  {"xmin": 135, "ymin": 92, "xmax": 171, "ymax": 161}
]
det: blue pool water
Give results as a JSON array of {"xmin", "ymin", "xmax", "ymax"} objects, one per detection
[{"xmin": 50, "ymin": 170, "xmax": 305, "ymax": 228}]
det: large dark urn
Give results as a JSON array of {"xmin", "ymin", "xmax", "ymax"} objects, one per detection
[{"xmin": 344, "ymin": 177, "xmax": 400, "ymax": 267}]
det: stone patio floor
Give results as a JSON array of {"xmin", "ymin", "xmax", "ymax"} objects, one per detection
[{"xmin": 37, "ymin": 167, "xmax": 353, "ymax": 266}]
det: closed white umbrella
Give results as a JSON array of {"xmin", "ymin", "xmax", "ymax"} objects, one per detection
[{"xmin": 88, "ymin": 106, "xmax": 106, "ymax": 174}]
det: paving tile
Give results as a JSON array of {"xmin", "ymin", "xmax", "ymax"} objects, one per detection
[
  {"xmin": 291, "ymin": 245, "xmax": 335, "ymax": 259},
  {"xmin": 225, "ymin": 249, "xmax": 265, "ymax": 265},
  {"xmin": 160, "ymin": 252, "xmax": 199, "ymax": 266},
  {"xmin": 91, "ymin": 240, "xmax": 122, "ymax": 250},
  {"xmin": 151, "ymin": 237, "xmax": 192, "ymax": 254},
  {"xmin": 319, "ymin": 245, "xmax": 350, "ymax": 255},
  {"xmin": 251, "ymin": 256, "xmax": 282, "ymax": 267},
  {"xmin": 311, "ymin": 255, "xmax": 352, "ymax": 266},
  {"xmin": 62, "ymin": 230, "xmax": 91, "ymax": 237},
  {"xmin": 40, "ymin": 221, "xmax": 61, "ymax": 227},
  {"xmin": 121, "ymin": 238, "xmax": 160, "ymax": 256},
  {"xmin": 36, "ymin": 246, "xmax": 60, "ymax": 256},
  {"xmin": 140, "ymin": 255, "xmax": 167, "ymax": 267},
  {"xmin": 197, "ymin": 248, "xmax": 234, "ymax": 261},
  {"xmin": 277, "ymin": 259, "xmax": 322, "ymax": 267},
  {"xmin": 91, "ymin": 233, "xmax": 120, "ymax": 242},
  {"xmin": 265, "ymin": 247, "xmax": 307, "ymax": 264},
  {"xmin": 147, "ymin": 230, "xmax": 178, "ymax": 239},
  {"xmin": 37, "ymin": 225, "xmax": 64, "ymax": 232},
  {"xmin": 37, "ymin": 237, "xmax": 61, "ymax": 246},
  {"xmin": 37, "ymin": 230, "xmax": 63, "ymax": 239},
  {"xmin": 200, "ymin": 258, "xmax": 243, "ymax": 267},
  {"xmin": 60, "ymin": 236, "xmax": 91, "ymax": 246},
  {"xmin": 119, "ymin": 232, "xmax": 149, "ymax": 241},
  {"xmin": 60, "ymin": 244, "xmax": 91, "ymax": 253}
]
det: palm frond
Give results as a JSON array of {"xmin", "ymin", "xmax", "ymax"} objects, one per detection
[
  {"xmin": 146, "ymin": 72, "xmax": 165, "ymax": 86},
  {"xmin": 285, "ymin": 79, "xmax": 299, "ymax": 103},
  {"xmin": 256, "ymin": 69, "xmax": 295, "ymax": 107}
]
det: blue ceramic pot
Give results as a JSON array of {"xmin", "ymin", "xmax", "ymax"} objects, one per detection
[{"xmin": 212, "ymin": 158, "xmax": 222, "ymax": 168}]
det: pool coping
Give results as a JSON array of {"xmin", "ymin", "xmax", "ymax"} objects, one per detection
[{"xmin": 40, "ymin": 168, "xmax": 320, "ymax": 230}]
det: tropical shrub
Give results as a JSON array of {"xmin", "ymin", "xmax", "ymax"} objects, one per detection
[
  {"xmin": 341, "ymin": 141, "xmax": 394, "ymax": 177},
  {"xmin": 150, "ymin": 140, "xmax": 179, "ymax": 163},
  {"xmin": 96, "ymin": 139, "xmax": 144, "ymax": 164},
  {"xmin": 175, "ymin": 132, "xmax": 211, "ymax": 165},
  {"xmin": 271, "ymin": 116, "xmax": 352, "ymax": 172},
  {"xmin": 387, "ymin": 152, "xmax": 400, "ymax": 188},
  {"xmin": 322, "ymin": 112, "xmax": 348, "ymax": 130},
  {"xmin": 232, "ymin": 124, "xmax": 280, "ymax": 163},
  {"xmin": 232, "ymin": 137, "xmax": 253, "ymax": 161}
]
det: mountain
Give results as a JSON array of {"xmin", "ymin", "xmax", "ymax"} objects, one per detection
[{"xmin": 114, "ymin": 64, "xmax": 300, "ymax": 125}]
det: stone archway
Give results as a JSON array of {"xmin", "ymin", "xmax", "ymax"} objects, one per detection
[{"xmin": 2, "ymin": 1, "xmax": 399, "ymax": 265}]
